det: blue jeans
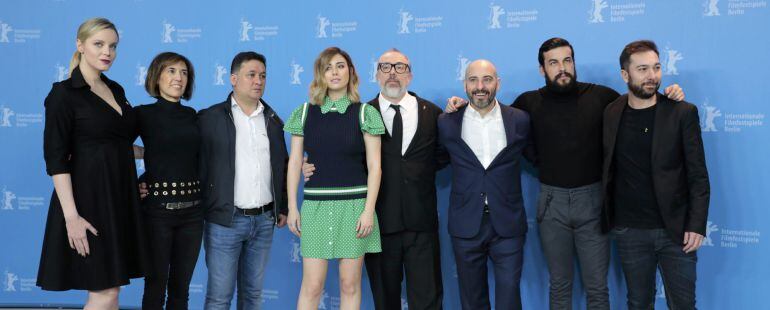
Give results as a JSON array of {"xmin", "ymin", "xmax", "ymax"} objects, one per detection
[
  {"xmin": 612, "ymin": 227, "xmax": 697, "ymax": 310},
  {"xmin": 204, "ymin": 210, "xmax": 275, "ymax": 310}
]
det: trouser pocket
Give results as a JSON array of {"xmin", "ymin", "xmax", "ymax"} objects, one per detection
[{"xmin": 536, "ymin": 191, "xmax": 552, "ymax": 223}]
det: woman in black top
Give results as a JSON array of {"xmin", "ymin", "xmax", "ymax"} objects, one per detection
[
  {"xmin": 134, "ymin": 52, "xmax": 203, "ymax": 310},
  {"xmin": 37, "ymin": 17, "xmax": 147, "ymax": 309}
]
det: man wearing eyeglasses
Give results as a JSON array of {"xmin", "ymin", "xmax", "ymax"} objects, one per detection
[{"xmin": 304, "ymin": 48, "xmax": 447, "ymax": 309}]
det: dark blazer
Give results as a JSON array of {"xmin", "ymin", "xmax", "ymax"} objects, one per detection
[
  {"xmin": 602, "ymin": 94, "xmax": 710, "ymax": 243},
  {"xmin": 369, "ymin": 92, "xmax": 448, "ymax": 234},
  {"xmin": 198, "ymin": 93, "xmax": 289, "ymax": 227},
  {"xmin": 438, "ymin": 103, "xmax": 531, "ymax": 238}
]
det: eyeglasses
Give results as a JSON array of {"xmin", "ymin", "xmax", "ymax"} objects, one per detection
[{"xmin": 378, "ymin": 62, "xmax": 411, "ymax": 74}]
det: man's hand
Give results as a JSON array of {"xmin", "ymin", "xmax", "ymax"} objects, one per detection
[
  {"xmin": 683, "ymin": 231, "xmax": 704, "ymax": 253},
  {"xmin": 663, "ymin": 84, "xmax": 685, "ymax": 102},
  {"xmin": 445, "ymin": 96, "xmax": 468, "ymax": 113},
  {"xmin": 276, "ymin": 214, "xmax": 287, "ymax": 228},
  {"xmin": 138, "ymin": 182, "xmax": 148, "ymax": 199},
  {"xmin": 302, "ymin": 156, "xmax": 315, "ymax": 182}
]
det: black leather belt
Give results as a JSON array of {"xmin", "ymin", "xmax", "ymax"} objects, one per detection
[
  {"xmin": 235, "ymin": 202, "xmax": 274, "ymax": 216},
  {"xmin": 162, "ymin": 200, "xmax": 200, "ymax": 210}
]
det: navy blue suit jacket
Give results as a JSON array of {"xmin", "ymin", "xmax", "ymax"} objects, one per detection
[{"xmin": 438, "ymin": 103, "xmax": 531, "ymax": 238}]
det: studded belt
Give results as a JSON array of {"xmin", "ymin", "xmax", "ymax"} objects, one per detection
[{"xmin": 149, "ymin": 180, "xmax": 201, "ymax": 197}]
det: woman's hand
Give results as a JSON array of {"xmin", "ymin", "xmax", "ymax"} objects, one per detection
[
  {"xmin": 287, "ymin": 209, "xmax": 301, "ymax": 237},
  {"xmin": 65, "ymin": 215, "xmax": 98, "ymax": 257},
  {"xmin": 356, "ymin": 210, "xmax": 375, "ymax": 238}
]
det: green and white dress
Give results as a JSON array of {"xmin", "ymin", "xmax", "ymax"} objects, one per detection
[{"xmin": 284, "ymin": 96, "xmax": 385, "ymax": 259}]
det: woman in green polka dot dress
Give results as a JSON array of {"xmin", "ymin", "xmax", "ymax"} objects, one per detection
[{"xmin": 285, "ymin": 46, "xmax": 384, "ymax": 310}]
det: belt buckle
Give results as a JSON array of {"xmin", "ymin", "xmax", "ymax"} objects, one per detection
[
  {"xmin": 252, "ymin": 205, "xmax": 264, "ymax": 215},
  {"xmin": 240, "ymin": 206, "xmax": 259, "ymax": 216}
]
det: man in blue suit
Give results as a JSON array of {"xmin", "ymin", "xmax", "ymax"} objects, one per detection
[{"xmin": 438, "ymin": 59, "xmax": 532, "ymax": 310}]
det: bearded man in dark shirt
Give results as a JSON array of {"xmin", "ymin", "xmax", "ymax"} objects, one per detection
[{"xmin": 446, "ymin": 37, "xmax": 685, "ymax": 310}]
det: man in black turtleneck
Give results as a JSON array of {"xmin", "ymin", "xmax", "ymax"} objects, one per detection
[
  {"xmin": 515, "ymin": 38, "xmax": 687, "ymax": 310},
  {"xmin": 512, "ymin": 38, "xmax": 619, "ymax": 310},
  {"xmin": 447, "ymin": 37, "xmax": 684, "ymax": 310}
]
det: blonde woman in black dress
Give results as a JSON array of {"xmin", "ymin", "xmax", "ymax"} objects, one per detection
[{"xmin": 37, "ymin": 17, "xmax": 146, "ymax": 309}]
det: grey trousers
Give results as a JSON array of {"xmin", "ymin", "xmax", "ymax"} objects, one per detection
[{"xmin": 537, "ymin": 182, "xmax": 609, "ymax": 310}]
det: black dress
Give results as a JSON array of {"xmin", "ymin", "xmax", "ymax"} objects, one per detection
[{"xmin": 37, "ymin": 67, "xmax": 147, "ymax": 291}]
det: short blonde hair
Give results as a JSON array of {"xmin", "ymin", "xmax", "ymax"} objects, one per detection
[
  {"xmin": 309, "ymin": 47, "xmax": 360, "ymax": 104},
  {"xmin": 69, "ymin": 17, "xmax": 118, "ymax": 77}
]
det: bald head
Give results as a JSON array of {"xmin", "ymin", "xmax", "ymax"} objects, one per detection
[
  {"xmin": 465, "ymin": 59, "xmax": 498, "ymax": 79},
  {"xmin": 464, "ymin": 59, "xmax": 500, "ymax": 112},
  {"xmin": 378, "ymin": 49, "xmax": 410, "ymax": 64}
]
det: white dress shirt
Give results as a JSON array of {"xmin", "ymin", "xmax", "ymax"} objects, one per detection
[
  {"xmin": 462, "ymin": 100, "xmax": 507, "ymax": 169},
  {"xmin": 378, "ymin": 92, "xmax": 418, "ymax": 155},
  {"xmin": 231, "ymin": 97, "xmax": 273, "ymax": 209}
]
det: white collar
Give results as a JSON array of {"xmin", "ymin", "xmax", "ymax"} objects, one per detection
[
  {"xmin": 464, "ymin": 99, "xmax": 500, "ymax": 120},
  {"xmin": 378, "ymin": 92, "xmax": 417, "ymax": 112},
  {"xmin": 231, "ymin": 96, "xmax": 264, "ymax": 116}
]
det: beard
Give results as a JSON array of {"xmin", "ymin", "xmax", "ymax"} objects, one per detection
[
  {"xmin": 381, "ymin": 81, "xmax": 407, "ymax": 99},
  {"xmin": 466, "ymin": 87, "xmax": 496, "ymax": 110},
  {"xmin": 628, "ymin": 79, "xmax": 660, "ymax": 99},
  {"xmin": 544, "ymin": 70, "xmax": 577, "ymax": 94}
]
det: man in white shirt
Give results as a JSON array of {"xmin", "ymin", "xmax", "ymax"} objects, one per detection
[
  {"xmin": 437, "ymin": 60, "xmax": 531, "ymax": 310},
  {"xmin": 366, "ymin": 49, "xmax": 447, "ymax": 310},
  {"xmin": 198, "ymin": 51, "xmax": 289, "ymax": 310}
]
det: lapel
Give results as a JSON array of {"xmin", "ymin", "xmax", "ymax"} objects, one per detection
[
  {"xmin": 606, "ymin": 95, "xmax": 627, "ymax": 162},
  {"xmin": 501, "ymin": 104, "xmax": 515, "ymax": 147},
  {"xmin": 650, "ymin": 94, "xmax": 669, "ymax": 163},
  {"xmin": 449, "ymin": 105, "xmax": 485, "ymax": 169},
  {"xmin": 223, "ymin": 93, "xmax": 237, "ymax": 165},
  {"xmin": 402, "ymin": 97, "xmax": 426, "ymax": 156}
]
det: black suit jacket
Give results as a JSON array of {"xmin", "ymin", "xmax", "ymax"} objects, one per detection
[
  {"xmin": 602, "ymin": 94, "xmax": 710, "ymax": 243},
  {"xmin": 198, "ymin": 93, "xmax": 289, "ymax": 227},
  {"xmin": 370, "ymin": 92, "xmax": 448, "ymax": 234}
]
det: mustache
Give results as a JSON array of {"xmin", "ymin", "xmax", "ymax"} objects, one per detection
[
  {"xmin": 471, "ymin": 89, "xmax": 490, "ymax": 95},
  {"xmin": 555, "ymin": 72, "xmax": 573, "ymax": 80}
]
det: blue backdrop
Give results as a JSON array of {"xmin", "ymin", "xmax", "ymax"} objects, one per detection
[{"xmin": 1, "ymin": 0, "xmax": 768, "ymax": 309}]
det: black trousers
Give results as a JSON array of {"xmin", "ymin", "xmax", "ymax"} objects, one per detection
[
  {"xmin": 365, "ymin": 230, "xmax": 443, "ymax": 310},
  {"xmin": 141, "ymin": 204, "xmax": 204, "ymax": 310}
]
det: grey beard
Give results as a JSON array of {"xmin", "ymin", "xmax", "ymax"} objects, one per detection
[
  {"xmin": 470, "ymin": 97, "xmax": 493, "ymax": 110},
  {"xmin": 382, "ymin": 87, "xmax": 406, "ymax": 98},
  {"xmin": 382, "ymin": 85, "xmax": 406, "ymax": 99}
]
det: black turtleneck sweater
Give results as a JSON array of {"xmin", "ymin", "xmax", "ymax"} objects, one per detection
[
  {"xmin": 512, "ymin": 82, "xmax": 620, "ymax": 188},
  {"xmin": 135, "ymin": 97, "xmax": 201, "ymax": 204}
]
